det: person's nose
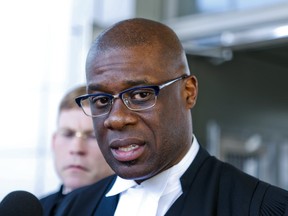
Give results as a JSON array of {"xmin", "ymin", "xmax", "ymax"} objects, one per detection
[
  {"xmin": 104, "ymin": 98, "xmax": 137, "ymax": 130},
  {"xmin": 69, "ymin": 136, "xmax": 86, "ymax": 155}
]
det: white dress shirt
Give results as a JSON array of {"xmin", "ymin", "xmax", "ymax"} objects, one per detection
[{"xmin": 106, "ymin": 136, "xmax": 200, "ymax": 216}]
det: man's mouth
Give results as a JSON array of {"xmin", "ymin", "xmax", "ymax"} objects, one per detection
[
  {"xmin": 66, "ymin": 165, "xmax": 88, "ymax": 172},
  {"xmin": 111, "ymin": 143, "xmax": 145, "ymax": 162},
  {"xmin": 118, "ymin": 144, "xmax": 139, "ymax": 152}
]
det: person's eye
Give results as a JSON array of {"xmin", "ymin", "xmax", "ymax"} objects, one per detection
[
  {"xmin": 89, "ymin": 96, "xmax": 110, "ymax": 108},
  {"xmin": 59, "ymin": 130, "xmax": 75, "ymax": 138},
  {"xmin": 86, "ymin": 132, "xmax": 96, "ymax": 139},
  {"xmin": 130, "ymin": 88, "xmax": 155, "ymax": 102}
]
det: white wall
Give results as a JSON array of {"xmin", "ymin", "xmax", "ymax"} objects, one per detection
[{"xmin": 0, "ymin": 0, "xmax": 93, "ymax": 200}]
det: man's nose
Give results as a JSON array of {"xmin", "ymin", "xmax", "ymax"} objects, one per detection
[
  {"xmin": 103, "ymin": 98, "xmax": 137, "ymax": 130},
  {"xmin": 69, "ymin": 136, "xmax": 86, "ymax": 155}
]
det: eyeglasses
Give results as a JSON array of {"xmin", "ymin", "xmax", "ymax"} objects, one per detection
[{"xmin": 75, "ymin": 74, "xmax": 188, "ymax": 117}]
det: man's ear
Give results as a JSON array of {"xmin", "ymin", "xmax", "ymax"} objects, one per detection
[{"xmin": 184, "ymin": 75, "xmax": 198, "ymax": 109}]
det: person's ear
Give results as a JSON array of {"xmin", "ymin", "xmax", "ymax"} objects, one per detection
[{"xmin": 184, "ymin": 75, "xmax": 198, "ymax": 109}]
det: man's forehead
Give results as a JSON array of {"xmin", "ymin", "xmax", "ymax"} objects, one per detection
[{"xmin": 87, "ymin": 46, "xmax": 163, "ymax": 75}]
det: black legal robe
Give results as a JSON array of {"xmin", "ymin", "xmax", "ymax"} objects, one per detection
[
  {"xmin": 56, "ymin": 146, "xmax": 288, "ymax": 216},
  {"xmin": 40, "ymin": 185, "xmax": 65, "ymax": 216}
]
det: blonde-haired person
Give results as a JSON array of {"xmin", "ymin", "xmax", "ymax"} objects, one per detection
[{"xmin": 40, "ymin": 85, "xmax": 113, "ymax": 216}]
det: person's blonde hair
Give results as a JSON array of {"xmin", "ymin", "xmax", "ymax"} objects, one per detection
[{"xmin": 59, "ymin": 85, "xmax": 86, "ymax": 112}]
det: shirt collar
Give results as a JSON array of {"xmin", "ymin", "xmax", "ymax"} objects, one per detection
[{"xmin": 106, "ymin": 135, "xmax": 200, "ymax": 197}]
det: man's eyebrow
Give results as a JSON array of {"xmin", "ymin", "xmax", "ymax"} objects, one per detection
[
  {"xmin": 87, "ymin": 82, "xmax": 112, "ymax": 93},
  {"xmin": 87, "ymin": 83, "xmax": 103, "ymax": 92}
]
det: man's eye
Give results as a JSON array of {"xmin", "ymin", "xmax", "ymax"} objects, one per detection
[
  {"xmin": 90, "ymin": 96, "xmax": 110, "ymax": 107},
  {"xmin": 86, "ymin": 133, "xmax": 96, "ymax": 139},
  {"xmin": 131, "ymin": 89, "xmax": 154, "ymax": 101},
  {"xmin": 60, "ymin": 130, "xmax": 75, "ymax": 138}
]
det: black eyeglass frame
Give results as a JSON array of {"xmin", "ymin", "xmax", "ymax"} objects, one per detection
[{"xmin": 75, "ymin": 74, "xmax": 189, "ymax": 117}]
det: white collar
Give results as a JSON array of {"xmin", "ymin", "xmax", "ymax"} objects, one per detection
[{"xmin": 106, "ymin": 135, "xmax": 200, "ymax": 197}]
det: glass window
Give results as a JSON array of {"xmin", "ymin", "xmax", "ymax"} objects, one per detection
[{"xmin": 176, "ymin": 0, "xmax": 288, "ymax": 16}]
